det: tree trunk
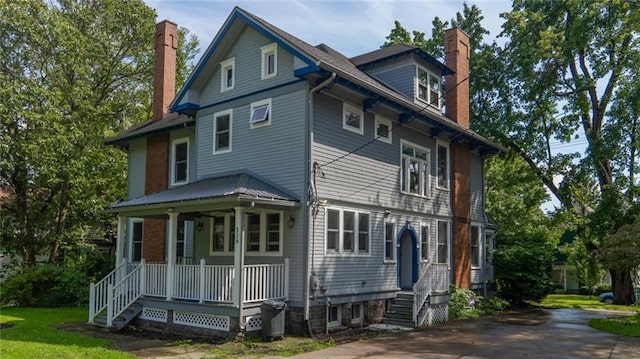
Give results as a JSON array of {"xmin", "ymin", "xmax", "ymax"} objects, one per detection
[{"xmin": 611, "ymin": 268, "xmax": 636, "ymax": 305}]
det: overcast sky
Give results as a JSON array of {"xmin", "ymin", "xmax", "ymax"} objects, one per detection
[{"xmin": 145, "ymin": 0, "xmax": 513, "ymax": 58}]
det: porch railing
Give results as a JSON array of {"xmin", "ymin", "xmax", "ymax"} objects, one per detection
[
  {"xmin": 88, "ymin": 258, "xmax": 132, "ymax": 324},
  {"xmin": 243, "ymin": 258, "xmax": 289, "ymax": 303},
  {"xmin": 431, "ymin": 263, "xmax": 450, "ymax": 292},
  {"xmin": 172, "ymin": 260, "xmax": 234, "ymax": 303},
  {"xmin": 412, "ymin": 263, "xmax": 432, "ymax": 327}
]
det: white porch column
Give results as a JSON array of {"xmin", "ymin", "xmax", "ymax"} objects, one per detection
[
  {"xmin": 232, "ymin": 207, "xmax": 246, "ymax": 309},
  {"xmin": 115, "ymin": 215, "xmax": 127, "ymax": 268},
  {"xmin": 166, "ymin": 211, "xmax": 179, "ymax": 301}
]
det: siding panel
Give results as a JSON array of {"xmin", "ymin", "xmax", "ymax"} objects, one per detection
[{"xmin": 127, "ymin": 138, "xmax": 146, "ymax": 199}]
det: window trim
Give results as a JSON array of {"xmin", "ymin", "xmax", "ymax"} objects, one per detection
[
  {"xmin": 260, "ymin": 43, "xmax": 278, "ymax": 80},
  {"xmin": 208, "ymin": 211, "xmax": 283, "ymax": 256},
  {"xmin": 328, "ymin": 304, "xmax": 342, "ymax": 328},
  {"xmin": 250, "ymin": 98, "xmax": 272, "ymax": 129},
  {"xmin": 383, "ymin": 221, "xmax": 396, "ymax": 263},
  {"xmin": 415, "ymin": 66, "xmax": 442, "ymax": 108},
  {"xmin": 400, "ymin": 139, "xmax": 431, "ymax": 198},
  {"xmin": 374, "ymin": 114, "xmax": 392, "ymax": 144},
  {"xmin": 436, "ymin": 220, "xmax": 450, "ymax": 266},
  {"xmin": 351, "ymin": 302, "xmax": 363, "ymax": 324},
  {"xmin": 170, "ymin": 137, "xmax": 189, "ymax": 186},
  {"xmin": 213, "ymin": 109, "xmax": 233, "ymax": 154},
  {"xmin": 209, "ymin": 214, "xmax": 235, "ymax": 256},
  {"xmin": 342, "ymin": 102, "xmax": 364, "ymax": 135},
  {"xmin": 436, "ymin": 140, "xmax": 450, "ymax": 190},
  {"xmin": 420, "ymin": 224, "xmax": 430, "ymax": 262},
  {"xmin": 129, "ymin": 218, "xmax": 144, "ymax": 263},
  {"xmin": 220, "ymin": 57, "xmax": 235, "ymax": 92},
  {"xmin": 325, "ymin": 207, "xmax": 371, "ymax": 256},
  {"xmin": 471, "ymin": 224, "xmax": 482, "ymax": 269}
]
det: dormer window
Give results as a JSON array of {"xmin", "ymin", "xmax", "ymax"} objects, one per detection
[
  {"xmin": 416, "ymin": 67, "xmax": 441, "ymax": 108},
  {"xmin": 220, "ymin": 58, "xmax": 235, "ymax": 92},
  {"xmin": 260, "ymin": 43, "xmax": 277, "ymax": 79}
]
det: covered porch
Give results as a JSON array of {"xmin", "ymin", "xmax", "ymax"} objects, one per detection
[{"xmin": 89, "ymin": 173, "xmax": 299, "ymax": 332}]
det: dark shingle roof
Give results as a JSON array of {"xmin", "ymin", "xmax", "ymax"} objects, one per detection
[
  {"xmin": 105, "ymin": 112, "xmax": 194, "ymax": 147},
  {"xmin": 350, "ymin": 44, "xmax": 454, "ymax": 76},
  {"xmin": 108, "ymin": 172, "xmax": 298, "ymax": 211}
]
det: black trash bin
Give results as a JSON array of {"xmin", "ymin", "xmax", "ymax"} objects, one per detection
[{"xmin": 261, "ymin": 299, "xmax": 286, "ymax": 341}]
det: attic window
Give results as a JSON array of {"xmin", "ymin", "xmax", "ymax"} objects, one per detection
[
  {"xmin": 250, "ymin": 98, "xmax": 271, "ymax": 128},
  {"xmin": 416, "ymin": 67, "xmax": 441, "ymax": 108},
  {"xmin": 342, "ymin": 102, "xmax": 364, "ymax": 135},
  {"xmin": 260, "ymin": 43, "xmax": 277, "ymax": 79},
  {"xmin": 220, "ymin": 57, "xmax": 235, "ymax": 92}
]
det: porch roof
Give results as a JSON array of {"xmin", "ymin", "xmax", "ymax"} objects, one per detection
[{"xmin": 106, "ymin": 172, "xmax": 299, "ymax": 214}]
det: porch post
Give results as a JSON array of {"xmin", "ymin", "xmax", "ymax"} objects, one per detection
[
  {"xmin": 115, "ymin": 215, "xmax": 126, "ymax": 268},
  {"xmin": 232, "ymin": 207, "xmax": 246, "ymax": 310},
  {"xmin": 166, "ymin": 210, "xmax": 179, "ymax": 301}
]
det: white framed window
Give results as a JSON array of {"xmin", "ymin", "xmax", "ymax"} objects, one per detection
[
  {"xmin": 436, "ymin": 141, "xmax": 450, "ymax": 190},
  {"xmin": 384, "ymin": 221, "xmax": 396, "ymax": 263},
  {"xmin": 245, "ymin": 211, "xmax": 283, "ymax": 255},
  {"xmin": 374, "ymin": 114, "xmax": 392, "ymax": 144},
  {"xmin": 170, "ymin": 138, "xmax": 189, "ymax": 186},
  {"xmin": 328, "ymin": 304, "xmax": 342, "ymax": 328},
  {"xmin": 420, "ymin": 224, "xmax": 429, "ymax": 261},
  {"xmin": 220, "ymin": 57, "xmax": 235, "ymax": 92},
  {"xmin": 325, "ymin": 208, "xmax": 370, "ymax": 255},
  {"xmin": 129, "ymin": 219, "xmax": 144, "ymax": 262},
  {"xmin": 209, "ymin": 214, "xmax": 236, "ymax": 255},
  {"xmin": 471, "ymin": 225, "xmax": 481, "ymax": 268},
  {"xmin": 213, "ymin": 109, "xmax": 232, "ymax": 154},
  {"xmin": 436, "ymin": 220, "xmax": 450, "ymax": 265},
  {"xmin": 351, "ymin": 302, "xmax": 363, "ymax": 324},
  {"xmin": 400, "ymin": 140, "xmax": 430, "ymax": 198},
  {"xmin": 416, "ymin": 67, "xmax": 442, "ymax": 108},
  {"xmin": 260, "ymin": 43, "xmax": 278, "ymax": 79},
  {"xmin": 342, "ymin": 102, "xmax": 364, "ymax": 135},
  {"xmin": 250, "ymin": 98, "xmax": 271, "ymax": 128}
]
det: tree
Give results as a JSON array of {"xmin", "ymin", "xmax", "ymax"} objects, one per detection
[
  {"xmin": 489, "ymin": 0, "xmax": 640, "ymax": 304},
  {"xmin": 0, "ymin": 0, "xmax": 199, "ymax": 267},
  {"xmin": 599, "ymin": 219, "xmax": 640, "ymax": 304}
]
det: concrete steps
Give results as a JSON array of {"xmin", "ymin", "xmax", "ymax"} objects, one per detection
[{"xmin": 383, "ymin": 292, "xmax": 415, "ymax": 328}]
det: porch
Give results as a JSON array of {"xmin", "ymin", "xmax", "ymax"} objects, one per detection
[{"xmin": 88, "ymin": 258, "xmax": 289, "ymax": 331}]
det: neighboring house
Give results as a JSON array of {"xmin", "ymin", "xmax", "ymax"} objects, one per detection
[{"xmin": 88, "ymin": 7, "xmax": 501, "ymax": 336}]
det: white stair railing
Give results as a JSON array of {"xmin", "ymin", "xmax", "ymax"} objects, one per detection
[
  {"xmin": 412, "ymin": 263, "xmax": 432, "ymax": 327},
  {"xmin": 107, "ymin": 259, "xmax": 145, "ymax": 327},
  {"xmin": 88, "ymin": 258, "xmax": 130, "ymax": 324}
]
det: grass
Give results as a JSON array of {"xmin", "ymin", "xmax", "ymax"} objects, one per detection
[
  {"xmin": 206, "ymin": 335, "xmax": 336, "ymax": 358},
  {"xmin": 0, "ymin": 307, "xmax": 133, "ymax": 359},
  {"xmin": 537, "ymin": 294, "xmax": 640, "ymax": 337}
]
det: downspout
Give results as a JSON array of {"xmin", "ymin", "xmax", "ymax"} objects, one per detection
[{"xmin": 305, "ymin": 72, "xmax": 337, "ymax": 333}]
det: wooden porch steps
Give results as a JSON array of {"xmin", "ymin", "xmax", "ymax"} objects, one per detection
[
  {"xmin": 90, "ymin": 303, "xmax": 143, "ymax": 331},
  {"xmin": 383, "ymin": 291, "xmax": 417, "ymax": 328}
]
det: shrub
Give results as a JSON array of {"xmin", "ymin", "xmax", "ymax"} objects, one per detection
[
  {"xmin": 449, "ymin": 286, "xmax": 480, "ymax": 320},
  {"xmin": 493, "ymin": 232, "xmax": 554, "ymax": 305},
  {"xmin": 477, "ymin": 296, "xmax": 510, "ymax": 314},
  {"xmin": 0, "ymin": 264, "xmax": 89, "ymax": 307},
  {"xmin": 594, "ymin": 284, "xmax": 612, "ymax": 295}
]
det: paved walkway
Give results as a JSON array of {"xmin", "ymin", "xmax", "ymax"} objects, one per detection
[{"xmin": 292, "ymin": 308, "xmax": 640, "ymax": 359}]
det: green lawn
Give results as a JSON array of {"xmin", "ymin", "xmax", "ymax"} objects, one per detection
[
  {"xmin": 538, "ymin": 294, "xmax": 640, "ymax": 337},
  {"xmin": 0, "ymin": 307, "xmax": 133, "ymax": 359}
]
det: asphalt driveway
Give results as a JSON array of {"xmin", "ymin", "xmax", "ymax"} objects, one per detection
[{"xmin": 292, "ymin": 308, "xmax": 640, "ymax": 359}]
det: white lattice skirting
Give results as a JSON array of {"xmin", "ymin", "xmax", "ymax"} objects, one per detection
[
  {"xmin": 245, "ymin": 315, "xmax": 262, "ymax": 332},
  {"xmin": 427, "ymin": 304, "xmax": 448, "ymax": 326},
  {"xmin": 173, "ymin": 311, "xmax": 230, "ymax": 331},
  {"xmin": 140, "ymin": 307, "xmax": 168, "ymax": 323}
]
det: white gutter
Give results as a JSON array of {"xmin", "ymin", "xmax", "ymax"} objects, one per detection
[{"xmin": 304, "ymin": 72, "xmax": 337, "ymax": 325}]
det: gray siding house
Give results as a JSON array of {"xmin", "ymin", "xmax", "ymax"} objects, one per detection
[{"xmin": 89, "ymin": 7, "xmax": 501, "ymax": 336}]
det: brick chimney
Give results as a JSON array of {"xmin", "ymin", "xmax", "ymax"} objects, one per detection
[
  {"xmin": 445, "ymin": 28, "xmax": 472, "ymax": 289},
  {"xmin": 144, "ymin": 20, "xmax": 178, "ymax": 262},
  {"xmin": 152, "ymin": 20, "xmax": 178, "ymax": 121}
]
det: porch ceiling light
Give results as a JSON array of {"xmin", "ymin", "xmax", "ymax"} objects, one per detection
[{"xmin": 287, "ymin": 215, "xmax": 295, "ymax": 228}]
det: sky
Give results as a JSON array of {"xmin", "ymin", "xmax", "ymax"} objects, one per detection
[{"xmin": 145, "ymin": 0, "xmax": 513, "ymax": 58}]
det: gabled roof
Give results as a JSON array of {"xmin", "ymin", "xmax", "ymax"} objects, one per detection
[
  {"xmin": 168, "ymin": 6, "xmax": 502, "ymax": 154},
  {"xmin": 107, "ymin": 172, "xmax": 298, "ymax": 213},
  {"xmin": 105, "ymin": 112, "xmax": 194, "ymax": 147},
  {"xmin": 350, "ymin": 44, "xmax": 454, "ymax": 76}
]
